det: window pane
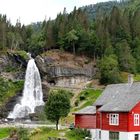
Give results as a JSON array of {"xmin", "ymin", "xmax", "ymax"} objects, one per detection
[
  {"xmin": 109, "ymin": 114, "xmax": 119, "ymax": 125},
  {"xmin": 109, "ymin": 132, "xmax": 119, "ymax": 140},
  {"xmin": 134, "ymin": 114, "xmax": 139, "ymax": 126}
]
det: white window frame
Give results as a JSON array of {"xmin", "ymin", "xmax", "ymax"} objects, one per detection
[
  {"xmin": 109, "ymin": 114, "xmax": 119, "ymax": 126},
  {"xmin": 134, "ymin": 114, "xmax": 139, "ymax": 126}
]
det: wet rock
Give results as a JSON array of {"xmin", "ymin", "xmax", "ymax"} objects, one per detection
[{"xmin": 0, "ymin": 91, "xmax": 22, "ymax": 118}]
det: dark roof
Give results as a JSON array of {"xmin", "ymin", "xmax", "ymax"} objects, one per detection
[
  {"xmin": 93, "ymin": 82, "xmax": 140, "ymax": 112},
  {"xmin": 73, "ymin": 106, "xmax": 96, "ymax": 115}
]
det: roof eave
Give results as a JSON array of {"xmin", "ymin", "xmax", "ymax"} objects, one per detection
[
  {"xmin": 99, "ymin": 110, "xmax": 129, "ymax": 113},
  {"xmin": 72, "ymin": 113, "xmax": 96, "ymax": 115}
]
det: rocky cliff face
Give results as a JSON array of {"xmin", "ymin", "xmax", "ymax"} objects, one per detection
[
  {"xmin": 0, "ymin": 52, "xmax": 26, "ymax": 81},
  {"xmin": 36, "ymin": 50, "xmax": 96, "ymax": 87}
]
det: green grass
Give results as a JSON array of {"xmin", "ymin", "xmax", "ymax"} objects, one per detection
[
  {"xmin": 0, "ymin": 128, "xmax": 14, "ymax": 139},
  {"xmin": 73, "ymin": 88, "xmax": 102, "ymax": 111},
  {"xmin": 120, "ymin": 72, "xmax": 140, "ymax": 82},
  {"xmin": 134, "ymin": 74, "xmax": 140, "ymax": 82},
  {"xmin": 30, "ymin": 127, "xmax": 91, "ymax": 140},
  {"xmin": 30, "ymin": 127, "xmax": 67, "ymax": 140},
  {"xmin": 8, "ymin": 50, "xmax": 28, "ymax": 60}
]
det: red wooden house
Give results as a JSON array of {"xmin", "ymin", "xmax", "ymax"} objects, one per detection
[{"xmin": 74, "ymin": 75, "xmax": 140, "ymax": 140}]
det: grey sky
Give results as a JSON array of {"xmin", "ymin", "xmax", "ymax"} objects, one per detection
[{"xmin": 0, "ymin": 0, "xmax": 116, "ymax": 25}]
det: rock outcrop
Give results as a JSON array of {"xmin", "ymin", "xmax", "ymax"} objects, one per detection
[{"xmin": 35, "ymin": 50, "xmax": 96, "ymax": 87}]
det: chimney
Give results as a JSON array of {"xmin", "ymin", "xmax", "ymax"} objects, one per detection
[{"xmin": 128, "ymin": 74, "xmax": 133, "ymax": 85}]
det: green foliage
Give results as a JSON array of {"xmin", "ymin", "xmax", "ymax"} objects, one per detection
[
  {"xmin": 27, "ymin": 31, "xmax": 45, "ymax": 56},
  {"xmin": 0, "ymin": 128, "xmax": 14, "ymax": 139},
  {"xmin": 74, "ymin": 89, "xmax": 102, "ymax": 110},
  {"xmin": 0, "ymin": 78, "xmax": 24, "ymax": 106},
  {"xmin": 4, "ymin": 65, "xmax": 17, "ymax": 72},
  {"xmin": 66, "ymin": 128, "xmax": 91, "ymax": 140},
  {"xmin": 115, "ymin": 40, "xmax": 136, "ymax": 73},
  {"xmin": 98, "ymin": 55, "xmax": 122, "ymax": 84},
  {"xmin": 74, "ymin": 100, "xmax": 79, "ymax": 107},
  {"xmin": 134, "ymin": 74, "xmax": 140, "ymax": 82},
  {"xmin": 44, "ymin": 89, "xmax": 71, "ymax": 130},
  {"xmin": 65, "ymin": 29, "xmax": 79, "ymax": 54},
  {"xmin": 17, "ymin": 127, "xmax": 29, "ymax": 140},
  {"xmin": 15, "ymin": 50, "xmax": 29, "ymax": 60},
  {"xmin": 79, "ymin": 94, "xmax": 86, "ymax": 101}
]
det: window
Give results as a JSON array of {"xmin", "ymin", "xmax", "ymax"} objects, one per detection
[
  {"xmin": 109, "ymin": 114, "xmax": 119, "ymax": 125},
  {"xmin": 134, "ymin": 114, "xmax": 139, "ymax": 126},
  {"xmin": 99, "ymin": 130, "xmax": 101, "ymax": 140},
  {"xmin": 109, "ymin": 131, "xmax": 119, "ymax": 140},
  {"xmin": 135, "ymin": 134, "xmax": 139, "ymax": 140}
]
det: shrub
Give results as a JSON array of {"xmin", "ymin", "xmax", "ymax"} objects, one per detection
[
  {"xmin": 75, "ymin": 100, "xmax": 79, "ymax": 106},
  {"xmin": 67, "ymin": 128, "xmax": 91, "ymax": 140},
  {"xmin": 79, "ymin": 94, "xmax": 86, "ymax": 100},
  {"xmin": 17, "ymin": 127, "xmax": 29, "ymax": 140},
  {"xmin": 30, "ymin": 128, "xmax": 42, "ymax": 136}
]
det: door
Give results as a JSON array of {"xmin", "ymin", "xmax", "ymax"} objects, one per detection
[
  {"xmin": 109, "ymin": 131, "xmax": 119, "ymax": 140},
  {"xmin": 135, "ymin": 134, "xmax": 139, "ymax": 140}
]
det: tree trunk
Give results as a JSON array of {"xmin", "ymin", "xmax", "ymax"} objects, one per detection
[
  {"xmin": 56, "ymin": 119, "xmax": 59, "ymax": 130},
  {"xmin": 72, "ymin": 42, "xmax": 75, "ymax": 55}
]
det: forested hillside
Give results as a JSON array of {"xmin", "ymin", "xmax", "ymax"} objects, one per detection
[
  {"xmin": 81, "ymin": 0, "xmax": 127, "ymax": 20},
  {"xmin": 0, "ymin": 0, "xmax": 140, "ymax": 84}
]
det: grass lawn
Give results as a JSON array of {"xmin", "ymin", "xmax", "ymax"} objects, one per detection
[
  {"xmin": 134, "ymin": 74, "xmax": 140, "ymax": 82},
  {"xmin": 120, "ymin": 72, "xmax": 140, "ymax": 82},
  {"xmin": 30, "ymin": 127, "xmax": 68, "ymax": 140},
  {"xmin": 30, "ymin": 127, "xmax": 90, "ymax": 140},
  {"xmin": 0, "ymin": 127, "xmax": 14, "ymax": 139},
  {"xmin": 73, "ymin": 88, "xmax": 102, "ymax": 111}
]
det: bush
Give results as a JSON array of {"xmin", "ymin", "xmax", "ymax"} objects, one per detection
[
  {"xmin": 17, "ymin": 127, "xmax": 29, "ymax": 140},
  {"xmin": 98, "ymin": 55, "xmax": 122, "ymax": 84},
  {"xmin": 75, "ymin": 100, "xmax": 79, "ymax": 106},
  {"xmin": 79, "ymin": 94, "xmax": 86, "ymax": 100},
  {"xmin": 66, "ymin": 128, "xmax": 91, "ymax": 140},
  {"xmin": 30, "ymin": 128, "xmax": 42, "ymax": 136}
]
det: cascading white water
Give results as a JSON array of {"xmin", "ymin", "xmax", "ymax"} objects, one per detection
[{"xmin": 8, "ymin": 58, "xmax": 44, "ymax": 119}]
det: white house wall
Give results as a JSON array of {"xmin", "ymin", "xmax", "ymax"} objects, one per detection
[
  {"xmin": 89, "ymin": 129, "xmax": 97, "ymax": 140},
  {"xmin": 90, "ymin": 129, "xmax": 140, "ymax": 140},
  {"xmin": 127, "ymin": 132, "xmax": 140, "ymax": 140},
  {"xmin": 101, "ymin": 130, "xmax": 109, "ymax": 140}
]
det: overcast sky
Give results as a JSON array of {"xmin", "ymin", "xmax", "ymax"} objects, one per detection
[{"xmin": 0, "ymin": 0, "xmax": 116, "ymax": 25}]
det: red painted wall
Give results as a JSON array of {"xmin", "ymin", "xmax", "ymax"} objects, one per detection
[
  {"xmin": 101, "ymin": 112, "xmax": 128, "ymax": 131},
  {"xmin": 75, "ymin": 114, "xmax": 96, "ymax": 129},
  {"xmin": 96, "ymin": 106, "xmax": 101, "ymax": 129},
  {"xmin": 128, "ymin": 101, "xmax": 140, "ymax": 131}
]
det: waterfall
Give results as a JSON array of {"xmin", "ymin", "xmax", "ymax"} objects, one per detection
[{"xmin": 8, "ymin": 58, "xmax": 44, "ymax": 119}]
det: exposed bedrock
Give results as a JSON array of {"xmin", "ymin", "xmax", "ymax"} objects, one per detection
[{"xmin": 35, "ymin": 51, "xmax": 97, "ymax": 87}]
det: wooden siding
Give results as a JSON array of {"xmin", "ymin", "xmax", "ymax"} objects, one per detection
[
  {"xmin": 128, "ymin": 101, "xmax": 140, "ymax": 131},
  {"xmin": 101, "ymin": 112, "xmax": 128, "ymax": 131},
  {"xmin": 75, "ymin": 114, "xmax": 96, "ymax": 129},
  {"xmin": 96, "ymin": 106, "xmax": 101, "ymax": 129}
]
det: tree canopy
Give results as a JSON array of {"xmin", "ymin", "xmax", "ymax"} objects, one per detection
[{"xmin": 44, "ymin": 89, "xmax": 71, "ymax": 130}]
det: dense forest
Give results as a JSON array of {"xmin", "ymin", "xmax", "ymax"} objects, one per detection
[{"xmin": 0, "ymin": 0, "xmax": 140, "ymax": 84}]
